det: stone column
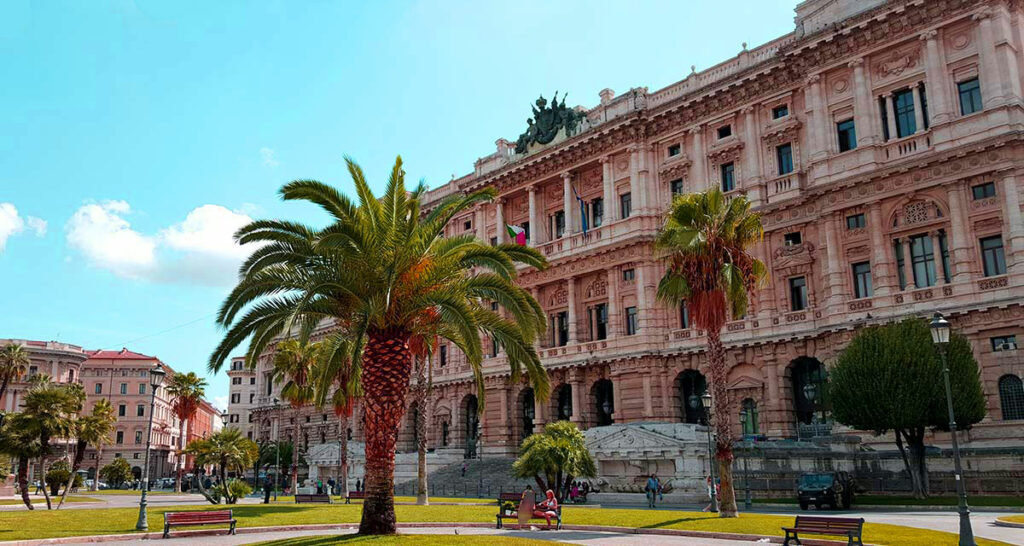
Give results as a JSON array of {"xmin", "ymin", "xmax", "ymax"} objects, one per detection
[
  {"xmin": 947, "ymin": 183, "xmax": 974, "ymax": 282},
  {"xmin": 973, "ymin": 10, "xmax": 1020, "ymax": 108},
  {"xmin": 903, "ymin": 238, "xmax": 916, "ymax": 290},
  {"xmin": 912, "ymin": 84, "xmax": 926, "ymax": 133},
  {"xmin": 1002, "ymin": 173, "xmax": 1024, "ymax": 273},
  {"xmin": 600, "ymin": 155, "xmax": 616, "ymax": 223},
  {"xmin": 611, "ymin": 373, "xmax": 623, "ymax": 423},
  {"xmin": 805, "ymin": 74, "xmax": 826, "ymax": 159},
  {"xmin": 921, "ymin": 30, "xmax": 952, "ymax": 124},
  {"xmin": 868, "ymin": 203, "xmax": 894, "ymax": 296},
  {"xmin": 642, "ymin": 373, "xmax": 654, "ymax": 418},
  {"xmin": 689, "ymin": 126, "xmax": 706, "ymax": 189},
  {"xmin": 474, "ymin": 205, "xmax": 485, "ymax": 242},
  {"xmin": 931, "ymin": 231, "xmax": 948, "ymax": 283},
  {"xmin": 569, "ymin": 371, "xmax": 582, "ymax": 424},
  {"xmin": 849, "ymin": 59, "xmax": 877, "ymax": 146},
  {"xmin": 628, "ymin": 145, "xmax": 643, "ymax": 213},
  {"xmin": 606, "ymin": 267, "xmax": 621, "ymax": 338},
  {"xmin": 562, "ymin": 172, "xmax": 575, "ymax": 235},
  {"xmin": 635, "ymin": 262, "xmax": 649, "ymax": 334},
  {"xmin": 742, "ymin": 105, "xmax": 763, "ymax": 202},
  {"xmin": 885, "ymin": 94, "xmax": 898, "ymax": 140},
  {"xmin": 528, "ymin": 185, "xmax": 541, "ymax": 245},
  {"xmin": 533, "ymin": 389, "xmax": 546, "ymax": 428},
  {"xmin": 567, "ymin": 276, "xmax": 578, "ymax": 344},
  {"xmin": 495, "ymin": 198, "xmax": 505, "ymax": 244},
  {"xmin": 823, "ymin": 213, "xmax": 845, "ymax": 306}
]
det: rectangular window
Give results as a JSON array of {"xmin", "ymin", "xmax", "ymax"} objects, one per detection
[
  {"xmin": 852, "ymin": 262, "xmax": 873, "ymax": 299},
  {"xmin": 463, "ymin": 219, "xmax": 472, "ymax": 231},
  {"xmin": 522, "ymin": 221, "xmax": 531, "ymax": 243},
  {"xmin": 620, "ymin": 193, "xmax": 632, "ymax": 218},
  {"xmin": 491, "ymin": 337, "xmax": 499, "ymax": 358},
  {"xmin": 784, "ymin": 232, "xmax": 802, "ymax": 246},
  {"xmin": 592, "ymin": 303, "xmax": 608, "ymax": 341},
  {"xmin": 879, "ymin": 96, "xmax": 891, "ymax": 141},
  {"xmin": 776, "ymin": 143, "xmax": 794, "ymax": 175},
  {"xmin": 894, "ymin": 240, "xmax": 907, "ymax": 290},
  {"xmin": 439, "ymin": 345, "xmax": 447, "ymax": 367},
  {"xmin": 231, "ymin": 393, "xmax": 240, "ymax": 404},
  {"xmin": 625, "ymin": 307, "xmax": 638, "ymax": 335},
  {"xmin": 667, "ymin": 144, "xmax": 681, "ymax": 157},
  {"xmin": 972, "ymin": 182, "xmax": 996, "ymax": 200},
  {"xmin": 938, "ymin": 232, "xmax": 951, "ymax": 283},
  {"xmin": 116, "ymin": 431, "xmax": 124, "ymax": 445},
  {"xmin": 556, "ymin": 311, "xmax": 569, "ymax": 346},
  {"xmin": 717, "ymin": 125, "xmax": 732, "ymax": 139},
  {"xmin": 120, "ymin": 383, "xmax": 127, "ymax": 395},
  {"xmin": 837, "ymin": 119, "xmax": 857, "ymax": 152},
  {"xmin": 95, "ymin": 383, "xmax": 102, "ymax": 394},
  {"xmin": 118, "ymin": 404, "xmax": 126, "ymax": 417},
  {"xmin": 554, "ymin": 210, "xmax": 565, "ymax": 238},
  {"xmin": 590, "ymin": 199, "xmax": 603, "ymax": 228},
  {"xmin": 139, "ymin": 384, "xmax": 146, "ymax": 395},
  {"xmin": 137, "ymin": 405, "xmax": 144, "ymax": 417},
  {"xmin": 249, "ymin": 393, "xmax": 255, "ymax": 404},
  {"xmin": 894, "ymin": 89, "xmax": 917, "ymax": 138},
  {"xmin": 670, "ymin": 179, "xmax": 684, "ymax": 196},
  {"xmin": 135, "ymin": 431, "xmax": 143, "ymax": 444},
  {"xmin": 232, "ymin": 377, "xmax": 240, "ymax": 385},
  {"xmin": 489, "ymin": 236, "xmax": 497, "ymax": 247},
  {"xmin": 679, "ymin": 302, "xmax": 690, "ymax": 329},
  {"xmin": 720, "ymin": 162, "xmax": 735, "ymax": 192},
  {"xmin": 910, "ymin": 234, "xmax": 937, "ymax": 287},
  {"xmin": 250, "ymin": 377, "xmax": 256, "ymax": 385},
  {"xmin": 622, "ymin": 268, "xmax": 635, "ymax": 281},
  {"xmin": 992, "ymin": 335, "xmax": 1018, "ymax": 351},
  {"xmin": 772, "ymin": 104, "xmax": 789, "ymax": 119},
  {"xmin": 789, "ymin": 277, "xmax": 808, "ymax": 311},
  {"xmin": 265, "ymin": 373, "xmax": 273, "ymax": 395},
  {"xmin": 981, "ymin": 236, "xmax": 1007, "ymax": 276},
  {"xmin": 846, "ymin": 213, "xmax": 866, "ymax": 229},
  {"xmin": 958, "ymin": 78, "xmax": 982, "ymax": 115}
]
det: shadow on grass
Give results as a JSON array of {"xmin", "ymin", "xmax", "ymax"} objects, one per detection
[{"xmin": 637, "ymin": 515, "xmax": 717, "ymax": 529}]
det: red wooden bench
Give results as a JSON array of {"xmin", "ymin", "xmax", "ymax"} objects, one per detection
[
  {"xmin": 162, "ymin": 510, "xmax": 236, "ymax": 539},
  {"xmin": 495, "ymin": 491, "xmax": 562, "ymax": 530},
  {"xmin": 782, "ymin": 515, "xmax": 864, "ymax": 546},
  {"xmin": 295, "ymin": 493, "xmax": 332, "ymax": 504},
  {"xmin": 345, "ymin": 491, "xmax": 366, "ymax": 504}
]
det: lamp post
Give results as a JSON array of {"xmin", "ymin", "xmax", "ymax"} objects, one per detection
[
  {"xmin": 135, "ymin": 362, "xmax": 166, "ymax": 531},
  {"xmin": 701, "ymin": 392, "xmax": 718, "ymax": 513},
  {"xmin": 739, "ymin": 412, "xmax": 751, "ymax": 510},
  {"xmin": 930, "ymin": 312, "xmax": 976, "ymax": 546},
  {"xmin": 273, "ymin": 397, "xmax": 280, "ymax": 502}
]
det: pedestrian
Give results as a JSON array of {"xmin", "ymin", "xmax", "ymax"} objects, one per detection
[
  {"xmin": 702, "ymin": 475, "xmax": 717, "ymax": 512},
  {"xmin": 645, "ymin": 474, "xmax": 660, "ymax": 509},
  {"xmin": 263, "ymin": 477, "xmax": 272, "ymax": 504},
  {"xmin": 316, "ymin": 478, "xmax": 324, "ymax": 495},
  {"xmin": 533, "ymin": 489, "xmax": 559, "ymax": 530},
  {"xmin": 327, "ymin": 477, "xmax": 336, "ymax": 496},
  {"xmin": 355, "ymin": 478, "xmax": 362, "ymax": 492},
  {"xmin": 461, "ymin": 462, "xmax": 467, "ymax": 477}
]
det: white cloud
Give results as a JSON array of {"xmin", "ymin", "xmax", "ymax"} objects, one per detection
[
  {"xmin": 65, "ymin": 200, "xmax": 256, "ymax": 286},
  {"xmin": 0, "ymin": 202, "xmax": 48, "ymax": 252},
  {"xmin": 213, "ymin": 395, "xmax": 229, "ymax": 412},
  {"xmin": 260, "ymin": 147, "xmax": 279, "ymax": 167}
]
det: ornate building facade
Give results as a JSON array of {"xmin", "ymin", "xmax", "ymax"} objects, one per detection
[
  {"xmin": 0, "ymin": 339, "xmax": 90, "ymax": 413},
  {"xmin": 247, "ymin": 0, "xmax": 1024, "ymax": 469}
]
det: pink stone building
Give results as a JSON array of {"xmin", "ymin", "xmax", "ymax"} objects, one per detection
[
  {"xmin": 247, "ymin": 0, "xmax": 1024, "ymax": 466},
  {"xmin": 0, "ymin": 339, "xmax": 90, "ymax": 413}
]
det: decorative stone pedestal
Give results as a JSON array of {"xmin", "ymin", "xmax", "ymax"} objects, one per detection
[{"xmin": 0, "ymin": 474, "xmax": 14, "ymax": 497}]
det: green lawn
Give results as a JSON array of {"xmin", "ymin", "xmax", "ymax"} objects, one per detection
[
  {"xmin": 0, "ymin": 496, "xmax": 100, "ymax": 505},
  {"xmin": 267, "ymin": 495, "xmax": 491, "ymax": 505},
  {"xmin": 0, "ymin": 503, "xmax": 1010, "ymax": 545},
  {"xmin": 753, "ymin": 495, "xmax": 1024, "ymax": 507},
  {"xmin": 999, "ymin": 515, "xmax": 1024, "ymax": 524},
  {"xmin": 75, "ymin": 489, "xmax": 183, "ymax": 496},
  {"xmin": 253, "ymin": 537, "xmax": 554, "ymax": 546}
]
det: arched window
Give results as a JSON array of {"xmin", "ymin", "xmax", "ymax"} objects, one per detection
[
  {"xmin": 740, "ymin": 398, "xmax": 759, "ymax": 436},
  {"xmin": 464, "ymin": 395, "xmax": 478, "ymax": 459},
  {"xmin": 999, "ymin": 375, "xmax": 1024, "ymax": 421},
  {"xmin": 556, "ymin": 385, "xmax": 573, "ymax": 421},
  {"xmin": 520, "ymin": 388, "xmax": 535, "ymax": 442},
  {"xmin": 593, "ymin": 379, "xmax": 614, "ymax": 426},
  {"xmin": 677, "ymin": 370, "xmax": 708, "ymax": 424},
  {"xmin": 791, "ymin": 357, "xmax": 828, "ymax": 425}
]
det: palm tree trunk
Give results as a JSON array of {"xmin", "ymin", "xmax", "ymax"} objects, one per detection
[
  {"xmin": 416, "ymin": 401, "xmax": 428, "ymax": 505},
  {"xmin": 0, "ymin": 375, "xmax": 11, "ymax": 403},
  {"xmin": 707, "ymin": 329, "xmax": 738, "ymax": 518},
  {"xmin": 17, "ymin": 456, "xmax": 33, "ymax": 510},
  {"xmin": 339, "ymin": 414, "xmax": 349, "ymax": 498},
  {"xmin": 39, "ymin": 456, "xmax": 52, "ymax": 510},
  {"xmin": 358, "ymin": 328, "xmax": 414, "ymax": 535},
  {"xmin": 176, "ymin": 420, "xmax": 186, "ymax": 493},
  {"xmin": 90, "ymin": 447, "xmax": 102, "ymax": 491},
  {"xmin": 291, "ymin": 420, "xmax": 298, "ymax": 494},
  {"xmin": 58, "ymin": 442, "xmax": 87, "ymax": 509}
]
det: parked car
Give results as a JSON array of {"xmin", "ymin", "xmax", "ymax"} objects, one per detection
[{"xmin": 797, "ymin": 471, "xmax": 854, "ymax": 510}]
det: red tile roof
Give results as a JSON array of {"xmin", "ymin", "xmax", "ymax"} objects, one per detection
[{"xmin": 86, "ymin": 347, "xmax": 157, "ymax": 360}]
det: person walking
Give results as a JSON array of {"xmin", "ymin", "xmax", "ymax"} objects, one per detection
[
  {"xmin": 645, "ymin": 474, "xmax": 660, "ymax": 509},
  {"xmin": 263, "ymin": 477, "xmax": 273, "ymax": 504},
  {"xmin": 355, "ymin": 478, "xmax": 362, "ymax": 492}
]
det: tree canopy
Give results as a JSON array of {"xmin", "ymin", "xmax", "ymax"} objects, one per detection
[{"xmin": 512, "ymin": 421, "xmax": 596, "ymax": 501}]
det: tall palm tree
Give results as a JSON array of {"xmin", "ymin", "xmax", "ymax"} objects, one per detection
[
  {"xmin": 209, "ymin": 156, "xmax": 549, "ymax": 534},
  {"xmin": 0, "ymin": 342, "xmax": 31, "ymax": 402},
  {"xmin": 84, "ymin": 399, "xmax": 116, "ymax": 492},
  {"xmin": 165, "ymin": 372, "xmax": 208, "ymax": 493},
  {"xmin": 0, "ymin": 412, "xmax": 42, "ymax": 510},
  {"xmin": 20, "ymin": 379, "xmax": 85, "ymax": 510},
  {"xmin": 271, "ymin": 339, "xmax": 321, "ymax": 493},
  {"xmin": 186, "ymin": 427, "xmax": 259, "ymax": 504},
  {"xmin": 311, "ymin": 336, "xmax": 359, "ymax": 499},
  {"xmin": 655, "ymin": 188, "xmax": 767, "ymax": 518}
]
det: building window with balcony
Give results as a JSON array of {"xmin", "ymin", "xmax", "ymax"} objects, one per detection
[
  {"xmin": 789, "ymin": 276, "xmax": 807, "ymax": 311},
  {"xmin": 852, "ymin": 262, "xmax": 873, "ymax": 299},
  {"xmin": 720, "ymin": 162, "xmax": 735, "ymax": 192},
  {"xmin": 590, "ymin": 199, "xmax": 603, "ymax": 227},
  {"xmin": 115, "ymin": 431, "xmax": 124, "ymax": 444},
  {"xmin": 894, "ymin": 88, "xmax": 917, "ymax": 138},
  {"xmin": 553, "ymin": 312, "xmax": 569, "ymax": 346},
  {"xmin": 894, "ymin": 240, "xmax": 907, "ymax": 289},
  {"xmin": 772, "ymin": 104, "xmax": 789, "ymax": 119},
  {"xmin": 620, "ymin": 193, "xmax": 632, "ymax": 218},
  {"xmin": 554, "ymin": 210, "xmax": 565, "ymax": 238},
  {"xmin": 992, "ymin": 335, "xmax": 1017, "ymax": 352},
  {"xmin": 980, "ymin": 235, "xmax": 1006, "ymax": 277},
  {"xmin": 625, "ymin": 307, "xmax": 638, "ymax": 335},
  {"xmin": 670, "ymin": 179, "xmax": 684, "ymax": 196},
  {"xmin": 776, "ymin": 143, "xmax": 794, "ymax": 175},
  {"xmin": 439, "ymin": 345, "xmax": 447, "ymax": 367},
  {"xmin": 972, "ymin": 182, "xmax": 996, "ymax": 200},
  {"xmin": 837, "ymin": 119, "xmax": 857, "ymax": 152},
  {"xmin": 622, "ymin": 268, "xmax": 635, "ymax": 281},
  {"xmin": 999, "ymin": 375, "xmax": 1024, "ymax": 421},
  {"xmin": 95, "ymin": 383, "xmax": 102, "ymax": 394},
  {"xmin": 667, "ymin": 144, "xmax": 681, "ymax": 157},
  {"xmin": 118, "ymin": 404, "xmax": 126, "ymax": 417},
  {"xmin": 120, "ymin": 383, "xmax": 127, "ymax": 395},
  {"xmin": 846, "ymin": 213, "xmax": 866, "ymax": 229},
  {"xmin": 910, "ymin": 234, "xmax": 937, "ymax": 287},
  {"xmin": 136, "ymin": 405, "xmax": 144, "ymax": 417},
  {"xmin": 590, "ymin": 303, "xmax": 608, "ymax": 341},
  {"xmin": 679, "ymin": 302, "xmax": 690, "ymax": 329},
  {"xmin": 958, "ymin": 77, "xmax": 982, "ymax": 115},
  {"xmin": 135, "ymin": 431, "xmax": 143, "ymax": 444}
]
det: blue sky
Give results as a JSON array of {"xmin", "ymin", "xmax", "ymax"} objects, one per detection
[{"xmin": 0, "ymin": 0, "xmax": 797, "ymax": 409}]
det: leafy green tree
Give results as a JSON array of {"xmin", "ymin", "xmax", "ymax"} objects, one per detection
[
  {"xmin": 310, "ymin": 337, "xmax": 360, "ymax": 500},
  {"xmin": 271, "ymin": 339, "xmax": 321, "ymax": 493},
  {"xmin": 655, "ymin": 188, "xmax": 767, "ymax": 517},
  {"xmin": 165, "ymin": 372, "xmax": 208, "ymax": 493},
  {"xmin": 512, "ymin": 421, "xmax": 596, "ymax": 502},
  {"xmin": 0, "ymin": 412, "xmax": 42, "ymax": 509},
  {"xmin": 209, "ymin": 156, "xmax": 549, "ymax": 534},
  {"xmin": 100, "ymin": 457, "xmax": 133, "ymax": 488},
  {"xmin": 185, "ymin": 427, "xmax": 259, "ymax": 504},
  {"xmin": 259, "ymin": 440, "xmax": 295, "ymax": 492},
  {"xmin": 45, "ymin": 459, "xmax": 82, "ymax": 496},
  {"xmin": 829, "ymin": 318, "xmax": 986, "ymax": 498},
  {"xmin": 0, "ymin": 343, "xmax": 30, "ymax": 402}
]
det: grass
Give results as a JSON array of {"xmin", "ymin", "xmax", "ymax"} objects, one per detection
[
  {"xmin": 0, "ymin": 496, "xmax": 100, "ymax": 505},
  {"xmin": 267, "ymin": 495, "xmax": 491, "ymax": 505},
  {"xmin": 753, "ymin": 495, "xmax": 1024, "ymax": 507},
  {"xmin": 253, "ymin": 537, "xmax": 554, "ymax": 546},
  {"xmin": 0, "ymin": 503, "xmax": 1010, "ymax": 545},
  {"xmin": 76, "ymin": 489, "xmax": 183, "ymax": 496},
  {"xmin": 999, "ymin": 515, "xmax": 1024, "ymax": 523}
]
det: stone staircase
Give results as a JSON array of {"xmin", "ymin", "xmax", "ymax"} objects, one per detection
[{"xmin": 395, "ymin": 457, "xmax": 533, "ymax": 499}]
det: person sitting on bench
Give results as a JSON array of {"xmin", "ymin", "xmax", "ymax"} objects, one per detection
[{"xmin": 533, "ymin": 489, "xmax": 558, "ymax": 529}]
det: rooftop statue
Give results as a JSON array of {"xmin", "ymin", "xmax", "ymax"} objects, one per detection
[{"xmin": 514, "ymin": 92, "xmax": 586, "ymax": 154}]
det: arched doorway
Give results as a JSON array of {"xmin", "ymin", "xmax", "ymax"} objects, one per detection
[
  {"xmin": 131, "ymin": 466, "xmax": 142, "ymax": 481},
  {"xmin": 463, "ymin": 395, "xmax": 479, "ymax": 459},
  {"xmin": 519, "ymin": 388, "xmax": 535, "ymax": 442},
  {"xmin": 554, "ymin": 384, "xmax": 573, "ymax": 421},
  {"xmin": 593, "ymin": 379, "xmax": 614, "ymax": 426},
  {"xmin": 677, "ymin": 370, "xmax": 708, "ymax": 424},
  {"xmin": 790, "ymin": 357, "xmax": 829, "ymax": 435},
  {"xmin": 999, "ymin": 375, "xmax": 1024, "ymax": 421}
]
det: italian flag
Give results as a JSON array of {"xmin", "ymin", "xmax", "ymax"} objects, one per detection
[{"xmin": 506, "ymin": 224, "xmax": 527, "ymax": 246}]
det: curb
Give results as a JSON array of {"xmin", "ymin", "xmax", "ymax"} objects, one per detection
[
  {"xmin": 0, "ymin": 522, "xmax": 865, "ymax": 546},
  {"xmin": 754, "ymin": 503, "xmax": 1023, "ymax": 512},
  {"xmin": 993, "ymin": 517, "xmax": 1024, "ymax": 529}
]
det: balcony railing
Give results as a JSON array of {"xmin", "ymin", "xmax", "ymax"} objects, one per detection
[
  {"xmin": 882, "ymin": 132, "xmax": 931, "ymax": 161},
  {"xmin": 766, "ymin": 171, "xmax": 805, "ymax": 203}
]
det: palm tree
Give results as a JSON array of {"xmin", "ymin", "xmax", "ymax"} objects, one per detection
[
  {"xmin": 512, "ymin": 421, "xmax": 596, "ymax": 502},
  {"xmin": 311, "ymin": 336, "xmax": 359, "ymax": 499},
  {"xmin": 83, "ymin": 399, "xmax": 116, "ymax": 492},
  {"xmin": 259, "ymin": 440, "xmax": 294, "ymax": 492},
  {"xmin": 271, "ymin": 339, "xmax": 321, "ymax": 493},
  {"xmin": 0, "ymin": 412, "xmax": 42, "ymax": 510},
  {"xmin": 209, "ymin": 156, "xmax": 549, "ymax": 534},
  {"xmin": 20, "ymin": 379, "xmax": 86, "ymax": 510},
  {"xmin": 0, "ymin": 342, "xmax": 31, "ymax": 402},
  {"xmin": 165, "ymin": 372, "xmax": 208, "ymax": 493},
  {"xmin": 185, "ymin": 427, "xmax": 259, "ymax": 504},
  {"xmin": 655, "ymin": 188, "xmax": 767, "ymax": 518}
]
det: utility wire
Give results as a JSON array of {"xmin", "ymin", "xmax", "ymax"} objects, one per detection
[{"xmin": 101, "ymin": 312, "xmax": 217, "ymax": 351}]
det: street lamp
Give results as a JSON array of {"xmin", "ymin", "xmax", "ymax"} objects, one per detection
[
  {"xmin": 273, "ymin": 397, "xmax": 280, "ymax": 502},
  {"xmin": 739, "ymin": 411, "xmax": 751, "ymax": 510},
  {"xmin": 701, "ymin": 392, "xmax": 718, "ymax": 513},
  {"xmin": 930, "ymin": 312, "xmax": 976, "ymax": 546},
  {"xmin": 136, "ymin": 362, "xmax": 166, "ymax": 531}
]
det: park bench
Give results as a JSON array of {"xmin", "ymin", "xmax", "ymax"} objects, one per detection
[
  {"xmin": 162, "ymin": 509, "xmax": 236, "ymax": 539},
  {"xmin": 345, "ymin": 491, "xmax": 366, "ymax": 504},
  {"xmin": 295, "ymin": 493, "xmax": 332, "ymax": 504},
  {"xmin": 782, "ymin": 515, "xmax": 865, "ymax": 546},
  {"xmin": 495, "ymin": 492, "xmax": 562, "ymax": 530}
]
